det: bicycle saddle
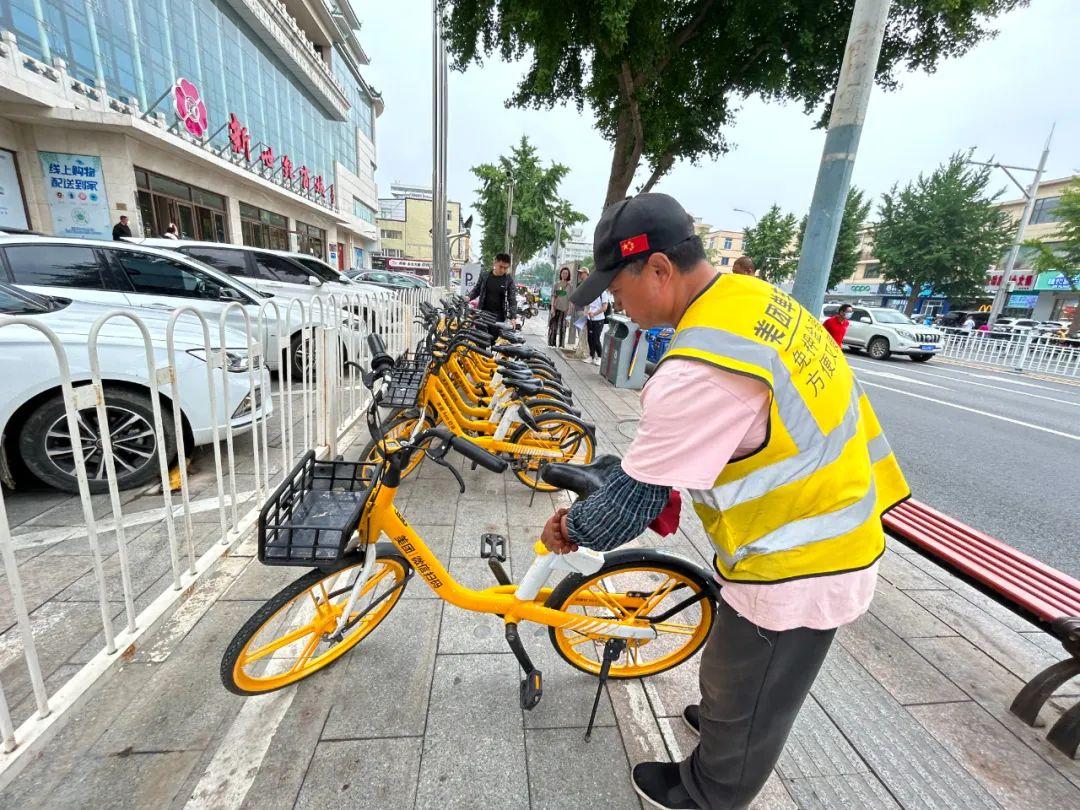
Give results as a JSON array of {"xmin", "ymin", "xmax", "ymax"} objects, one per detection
[
  {"xmin": 503, "ymin": 376, "xmax": 544, "ymax": 396},
  {"xmin": 493, "ymin": 344, "xmax": 536, "ymax": 359},
  {"xmin": 541, "ymin": 455, "xmax": 621, "ymax": 499}
]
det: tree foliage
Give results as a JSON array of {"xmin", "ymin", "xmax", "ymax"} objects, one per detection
[
  {"xmin": 742, "ymin": 205, "xmax": 797, "ymax": 284},
  {"xmin": 520, "ymin": 261, "xmax": 555, "ymax": 286},
  {"xmin": 797, "ymin": 188, "xmax": 873, "ymax": 291},
  {"xmin": 443, "ymin": 0, "xmax": 1025, "ymax": 206},
  {"xmin": 471, "ymin": 136, "xmax": 586, "ymax": 270},
  {"xmin": 1025, "ymin": 177, "xmax": 1080, "ymax": 331},
  {"xmin": 873, "ymin": 153, "xmax": 1014, "ymax": 313}
]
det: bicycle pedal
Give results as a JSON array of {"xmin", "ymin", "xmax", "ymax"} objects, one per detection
[
  {"xmin": 520, "ymin": 669, "xmax": 543, "ymax": 710},
  {"xmin": 480, "ymin": 533, "xmax": 507, "ymax": 562}
]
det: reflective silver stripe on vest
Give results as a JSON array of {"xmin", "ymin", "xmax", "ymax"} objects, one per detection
[
  {"xmin": 691, "ymin": 386, "xmax": 862, "ymax": 512},
  {"xmin": 715, "ymin": 480, "xmax": 880, "ymax": 568},
  {"xmin": 668, "ymin": 326, "xmax": 821, "ymax": 450},
  {"xmin": 868, "ymin": 432, "xmax": 892, "ymax": 463}
]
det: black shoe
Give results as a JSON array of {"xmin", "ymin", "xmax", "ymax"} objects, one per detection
[
  {"xmin": 682, "ymin": 704, "xmax": 700, "ymax": 736},
  {"xmin": 631, "ymin": 762, "xmax": 700, "ymax": 809}
]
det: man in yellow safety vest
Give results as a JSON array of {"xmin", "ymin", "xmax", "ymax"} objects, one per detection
[{"xmin": 542, "ymin": 193, "xmax": 909, "ymax": 809}]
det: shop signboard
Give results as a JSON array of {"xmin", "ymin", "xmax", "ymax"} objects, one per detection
[
  {"xmin": 1033, "ymin": 271, "xmax": 1080, "ymax": 291},
  {"xmin": 0, "ymin": 149, "xmax": 28, "ymax": 230},
  {"xmin": 387, "ymin": 258, "xmax": 432, "ymax": 272},
  {"xmin": 1007, "ymin": 293, "xmax": 1039, "ymax": 309},
  {"xmin": 829, "ymin": 282, "xmax": 883, "ymax": 296},
  {"xmin": 38, "ymin": 152, "xmax": 111, "ymax": 239}
]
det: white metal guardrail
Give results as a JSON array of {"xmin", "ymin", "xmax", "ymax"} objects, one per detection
[
  {"xmin": 0, "ymin": 284, "xmax": 441, "ymax": 784},
  {"xmin": 938, "ymin": 327, "xmax": 1080, "ymax": 379}
]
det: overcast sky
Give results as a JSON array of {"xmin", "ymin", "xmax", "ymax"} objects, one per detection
[{"xmin": 360, "ymin": 0, "xmax": 1079, "ymax": 252}]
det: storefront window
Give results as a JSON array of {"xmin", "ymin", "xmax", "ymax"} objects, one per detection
[
  {"xmin": 135, "ymin": 167, "xmax": 227, "ymax": 240},
  {"xmin": 295, "ymin": 221, "xmax": 326, "ymax": 259},
  {"xmin": 239, "ymin": 202, "xmax": 289, "ymax": 251}
]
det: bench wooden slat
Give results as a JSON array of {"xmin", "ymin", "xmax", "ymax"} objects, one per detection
[
  {"xmin": 883, "ymin": 499, "xmax": 1080, "ymax": 624},
  {"xmin": 887, "ymin": 506, "xmax": 1080, "ymax": 615}
]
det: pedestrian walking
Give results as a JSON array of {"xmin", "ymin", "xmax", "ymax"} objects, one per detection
[
  {"xmin": 731, "ymin": 256, "xmax": 755, "ymax": 276},
  {"xmin": 164, "ymin": 223, "xmax": 179, "ymax": 239},
  {"xmin": 112, "ymin": 215, "xmax": 132, "ymax": 241},
  {"xmin": 467, "ymin": 252, "xmax": 517, "ymax": 337},
  {"xmin": 542, "ymin": 192, "xmax": 909, "ymax": 810},
  {"xmin": 548, "ymin": 266, "xmax": 571, "ymax": 347},
  {"xmin": 822, "ymin": 304, "xmax": 853, "ymax": 346},
  {"xmin": 571, "ymin": 267, "xmax": 591, "ymax": 359},
  {"xmin": 962, "ymin": 314, "xmax": 976, "ymax": 332}
]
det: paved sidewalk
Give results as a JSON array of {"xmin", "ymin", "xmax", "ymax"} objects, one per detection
[{"xmin": 3, "ymin": 322, "xmax": 1079, "ymax": 809}]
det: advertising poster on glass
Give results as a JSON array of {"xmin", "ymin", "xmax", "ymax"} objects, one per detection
[{"xmin": 38, "ymin": 151, "xmax": 112, "ymax": 239}]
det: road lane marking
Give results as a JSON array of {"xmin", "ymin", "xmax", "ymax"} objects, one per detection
[
  {"xmin": 858, "ymin": 380, "xmax": 1080, "ymax": 442},
  {"xmin": 851, "ymin": 363, "xmax": 1080, "ymax": 407},
  {"xmin": 846, "ymin": 355, "xmax": 1080, "ymax": 396},
  {"xmin": 854, "ymin": 369, "xmax": 951, "ymax": 390}
]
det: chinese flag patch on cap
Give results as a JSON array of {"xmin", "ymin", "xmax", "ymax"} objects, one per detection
[{"xmin": 619, "ymin": 233, "xmax": 650, "ymax": 257}]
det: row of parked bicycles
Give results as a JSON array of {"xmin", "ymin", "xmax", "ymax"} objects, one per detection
[{"xmin": 220, "ymin": 297, "xmax": 718, "ymax": 736}]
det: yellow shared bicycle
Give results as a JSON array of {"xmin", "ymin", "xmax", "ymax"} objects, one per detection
[{"xmin": 222, "ymin": 396, "xmax": 716, "ymax": 732}]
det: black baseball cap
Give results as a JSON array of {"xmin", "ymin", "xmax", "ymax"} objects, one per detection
[{"xmin": 571, "ymin": 192, "xmax": 696, "ymax": 306}]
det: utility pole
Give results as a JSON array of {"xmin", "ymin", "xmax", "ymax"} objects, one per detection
[
  {"xmin": 552, "ymin": 219, "xmax": 563, "ymax": 270},
  {"xmin": 975, "ymin": 126, "xmax": 1053, "ymax": 327},
  {"xmin": 430, "ymin": 0, "xmax": 449, "ymax": 288},
  {"xmin": 504, "ymin": 175, "xmax": 515, "ymax": 261},
  {"xmin": 791, "ymin": 0, "xmax": 891, "ymax": 313}
]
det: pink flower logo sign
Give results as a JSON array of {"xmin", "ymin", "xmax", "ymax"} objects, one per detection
[{"xmin": 174, "ymin": 78, "xmax": 208, "ymax": 138}]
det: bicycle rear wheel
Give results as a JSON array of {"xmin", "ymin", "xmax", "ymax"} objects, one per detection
[
  {"xmin": 544, "ymin": 550, "xmax": 715, "ymax": 678},
  {"xmin": 508, "ymin": 413, "xmax": 595, "ymax": 491},
  {"xmin": 221, "ymin": 543, "xmax": 410, "ymax": 695}
]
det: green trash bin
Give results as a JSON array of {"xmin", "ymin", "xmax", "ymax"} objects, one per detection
[{"xmin": 600, "ymin": 315, "xmax": 648, "ymax": 389}]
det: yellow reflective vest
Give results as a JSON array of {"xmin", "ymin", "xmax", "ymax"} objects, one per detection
[{"xmin": 661, "ymin": 274, "xmax": 910, "ymax": 583}]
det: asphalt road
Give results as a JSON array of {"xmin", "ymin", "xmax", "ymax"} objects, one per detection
[{"xmin": 845, "ymin": 351, "xmax": 1080, "ymax": 577}]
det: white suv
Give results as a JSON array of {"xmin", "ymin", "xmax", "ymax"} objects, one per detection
[
  {"xmin": 0, "ymin": 282, "xmax": 270, "ymax": 492},
  {"xmin": 0, "ymin": 235, "xmax": 353, "ymax": 375},
  {"xmin": 836, "ymin": 306, "xmax": 944, "ymax": 362}
]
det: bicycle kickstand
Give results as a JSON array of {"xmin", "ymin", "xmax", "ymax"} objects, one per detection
[{"xmin": 585, "ymin": 637, "xmax": 626, "ymax": 742}]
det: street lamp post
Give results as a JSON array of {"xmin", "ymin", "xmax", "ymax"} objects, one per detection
[
  {"xmin": 732, "ymin": 208, "xmax": 758, "ymax": 226},
  {"xmin": 969, "ymin": 126, "xmax": 1054, "ymax": 328}
]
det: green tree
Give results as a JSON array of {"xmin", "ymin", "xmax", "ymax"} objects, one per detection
[
  {"xmin": 1025, "ymin": 178, "xmax": 1080, "ymax": 334},
  {"xmin": 743, "ymin": 205, "xmax": 797, "ymax": 284},
  {"xmin": 797, "ymin": 188, "xmax": 873, "ymax": 291},
  {"xmin": 443, "ymin": 0, "xmax": 1023, "ymax": 207},
  {"xmin": 472, "ymin": 136, "xmax": 585, "ymax": 270},
  {"xmin": 520, "ymin": 261, "xmax": 555, "ymax": 286},
  {"xmin": 873, "ymin": 153, "xmax": 1014, "ymax": 314}
]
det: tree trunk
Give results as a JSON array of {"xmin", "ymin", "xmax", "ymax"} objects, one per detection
[
  {"xmin": 604, "ymin": 86, "xmax": 643, "ymax": 208},
  {"xmin": 904, "ymin": 289, "xmax": 919, "ymax": 316}
]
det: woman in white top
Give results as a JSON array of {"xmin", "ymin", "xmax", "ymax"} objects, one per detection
[{"xmin": 584, "ymin": 288, "xmax": 613, "ymax": 365}]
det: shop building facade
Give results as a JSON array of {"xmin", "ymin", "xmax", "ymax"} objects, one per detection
[
  {"xmin": 374, "ymin": 183, "xmax": 470, "ymax": 274},
  {"xmin": 703, "ymin": 227, "xmax": 745, "ymax": 269},
  {"xmin": 0, "ymin": 0, "xmax": 381, "ymax": 270}
]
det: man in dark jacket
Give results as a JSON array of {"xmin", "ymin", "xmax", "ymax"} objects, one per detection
[
  {"xmin": 112, "ymin": 215, "xmax": 132, "ymax": 241},
  {"xmin": 468, "ymin": 252, "xmax": 517, "ymax": 331}
]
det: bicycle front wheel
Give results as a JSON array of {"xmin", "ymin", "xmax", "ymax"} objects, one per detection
[
  {"xmin": 358, "ymin": 411, "xmax": 434, "ymax": 481},
  {"xmin": 221, "ymin": 543, "xmax": 410, "ymax": 696},
  {"xmin": 544, "ymin": 550, "xmax": 715, "ymax": 679}
]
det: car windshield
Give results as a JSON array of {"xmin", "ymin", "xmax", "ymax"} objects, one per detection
[
  {"xmin": 296, "ymin": 257, "xmax": 343, "ymax": 283},
  {"xmin": 0, "ymin": 282, "xmax": 56, "ymax": 314},
  {"xmin": 871, "ymin": 309, "xmax": 913, "ymax": 325}
]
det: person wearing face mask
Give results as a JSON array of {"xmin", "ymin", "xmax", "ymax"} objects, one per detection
[{"xmin": 822, "ymin": 304, "xmax": 854, "ymax": 346}]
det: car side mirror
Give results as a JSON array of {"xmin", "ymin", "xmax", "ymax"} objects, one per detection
[
  {"xmin": 308, "ymin": 276, "xmax": 323, "ymax": 287},
  {"xmin": 219, "ymin": 287, "xmax": 242, "ymax": 302},
  {"xmin": 858, "ymin": 316, "xmax": 871, "ymax": 323}
]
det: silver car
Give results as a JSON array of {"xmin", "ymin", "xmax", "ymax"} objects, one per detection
[{"xmin": 842, "ymin": 306, "xmax": 944, "ymax": 362}]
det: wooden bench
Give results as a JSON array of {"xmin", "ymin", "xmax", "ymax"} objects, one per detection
[{"xmin": 883, "ymin": 498, "xmax": 1080, "ymax": 758}]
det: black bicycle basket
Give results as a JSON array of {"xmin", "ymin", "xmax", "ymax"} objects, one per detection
[
  {"xmin": 382, "ymin": 355, "xmax": 429, "ymax": 408},
  {"xmin": 258, "ymin": 451, "xmax": 379, "ymax": 566}
]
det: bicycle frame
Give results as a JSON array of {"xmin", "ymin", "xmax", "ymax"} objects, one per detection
[{"xmin": 353, "ymin": 480, "xmax": 655, "ymax": 640}]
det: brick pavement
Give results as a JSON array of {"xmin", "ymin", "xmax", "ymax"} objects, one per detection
[{"xmin": 2, "ymin": 320, "xmax": 1079, "ymax": 809}]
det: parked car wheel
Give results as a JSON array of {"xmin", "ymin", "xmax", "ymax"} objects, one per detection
[
  {"xmin": 909, "ymin": 354, "xmax": 933, "ymax": 362},
  {"xmin": 867, "ymin": 337, "xmax": 891, "ymax": 360},
  {"xmin": 19, "ymin": 387, "xmax": 176, "ymax": 493}
]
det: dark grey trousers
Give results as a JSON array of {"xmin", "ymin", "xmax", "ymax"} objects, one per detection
[{"xmin": 679, "ymin": 597, "xmax": 836, "ymax": 810}]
